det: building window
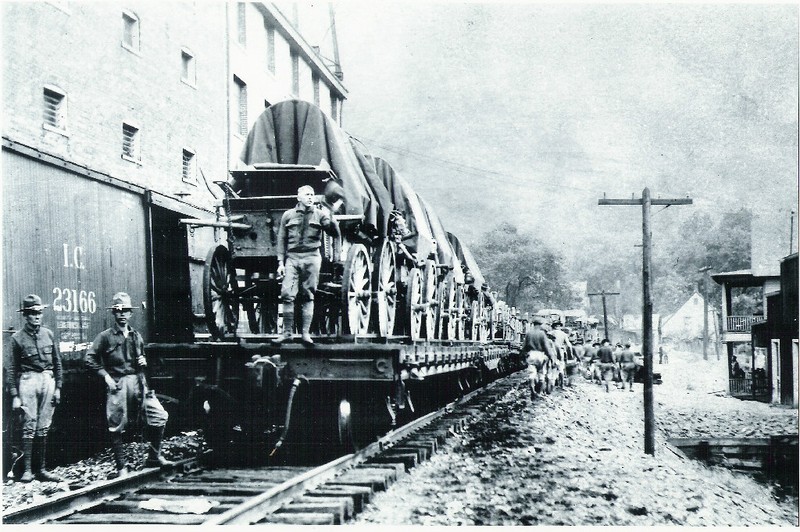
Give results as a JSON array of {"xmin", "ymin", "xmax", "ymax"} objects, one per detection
[
  {"xmin": 266, "ymin": 23, "xmax": 275, "ymax": 73},
  {"xmin": 122, "ymin": 10, "xmax": 140, "ymax": 52},
  {"xmin": 330, "ymin": 95, "xmax": 339, "ymax": 122},
  {"xmin": 234, "ymin": 76, "xmax": 248, "ymax": 136},
  {"xmin": 312, "ymin": 74, "xmax": 320, "ymax": 106},
  {"xmin": 182, "ymin": 148, "xmax": 197, "ymax": 183},
  {"xmin": 122, "ymin": 122, "xmax": 141, "ymax": 161},
  {"xmin": 237, "ymin": 2, "xmax": 246, "ymax": 46},
  {"xmin": 291, "ymin": 51, "xmax": 299, "ymax": 95},
  {"xmin": 43, "ymin": 86, "xmax": 67, "ymax": 130},
  {"xmin": 181, "ymin": 48, "xmax": 196, "ymax": 86}
]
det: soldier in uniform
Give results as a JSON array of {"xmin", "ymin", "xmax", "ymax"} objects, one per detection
[
  {"xmin": 6, "ymin": 294, "xmax": 63, "ymax": 482},
  {"xmin": 273, "ymin": 185, "xmax": 340, "ymax": 346},
  {"xmin": 519, "ymin": 316, "xmax": 556, "ymax": 400},
  {"xmin": 86, "ymin": 293, "xmax": 172, "ymax": 478}
]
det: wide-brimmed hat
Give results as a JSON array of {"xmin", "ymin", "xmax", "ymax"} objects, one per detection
[
  {"xmin": 18, "ymin": 294, "xmax": 47, "ymax": 313},
  {"xmin": 107, "ymin": 292, "xmax": 134, "ymax": 311}
]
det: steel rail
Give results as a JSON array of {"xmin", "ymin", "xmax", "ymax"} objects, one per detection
[
  {"xmin": 2, "ymin": 456, "xmax": 203, "ymax": 524},
  {"xmin": 208, "ymin": 376, "xmax": 500, "ymax": 525}
]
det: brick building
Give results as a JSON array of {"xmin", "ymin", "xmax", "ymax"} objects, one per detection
[{"xmin": 2, "ymin": 1, "xmax": 347, "ymax": 210}]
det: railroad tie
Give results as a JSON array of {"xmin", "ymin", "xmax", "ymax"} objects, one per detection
[
  {"xmin": 309, "ymin": 485, "xmax": 372, "ymax": 513},
  {"xmin": 369, "ymin": 452, "xmax": 419, "ymax": 471}
]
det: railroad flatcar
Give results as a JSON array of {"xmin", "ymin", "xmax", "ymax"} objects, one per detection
[{"xmin": 2, "ymin": 101, "xmax": 523, "ymax": 473}]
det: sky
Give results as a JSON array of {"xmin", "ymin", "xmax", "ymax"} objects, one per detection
[{"xmin": 325, "ymin": 2, "xmax": 799, "ymax": 264}]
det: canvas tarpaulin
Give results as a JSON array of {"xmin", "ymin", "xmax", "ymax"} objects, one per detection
[
  {"xmin": 369, "ymin": 156, "xmax": 435, "ymax": 259},
  {"xmin": 446, "ymin": 232, "xmax": 485, "ymax": 289},
  {"xmin": 418, "ymin": 196, "xmax": 464, "ymax": 284},
  {"xmin": 238, "ymin": 100, "xmax": 393, "ymax": 236}
]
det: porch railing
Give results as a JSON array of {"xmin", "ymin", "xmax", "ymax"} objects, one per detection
[
  {"xmin": 729, "ymin": 376, "xmax": 770, "ymax": 398},
  {"xmin": 725, "ymin": 315, "xmax": 766, "ymax": 332}
]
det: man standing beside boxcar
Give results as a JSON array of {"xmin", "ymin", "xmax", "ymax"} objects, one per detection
[
  {"xmin": 86, "ymin": 293, "xmax": 172, "ymax": 478},
  {"xmin": 273, "ymin": 185, "xmax": 339, "ymax": 347},
  {"xmin": 6, "ymin": 294, "xmax": 63, "ymax": 482}
]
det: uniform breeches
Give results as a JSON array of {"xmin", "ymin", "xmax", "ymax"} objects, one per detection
[
  {"xmin": 18, "ymin": 371, "xmax": 56, "ymax": 438},
  {"xmin": 620, "ymin": 363, "xmax": 636, "ymax": 384},
  {"xmin": 526, "ymin": 351, "xmax": 549, "ymax": 387},
  {"xmin": 106, "ymin": 374, "xmax": 142, "ymax": 434},
  {"xmin": 280, "ymin": 252, "xmax": 322, "ymax": 303}
]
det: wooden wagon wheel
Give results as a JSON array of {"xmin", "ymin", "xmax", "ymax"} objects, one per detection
[
  {"xmin": 372, "ymin": 240, "xmax": 398, "ymax": 337},
  {"xmin": 479, "ymin": 299, "xmax": 491, "ymax": 342},
  {"xmin": 405, "ymin": 267, "xmax": 424, "ymax": 341},
  {"xmin": 469, "ymin": 299, "xmax": 480, "ymax": 340},
  {"xmin": 421, "ymin": 259, "xmax": 437, "ymax": 340},
  {"xmin": 341, "ymin": 244, "xmax": 372, "ymax": 335},
  {"xmin": 454, "ymin": 283, "xmax": 466, "ymax": 340},
  {"xmin": 243, "ymin": 273, "xmax": 264, "ymax": 334},
  {"xmin": 203, "ymin": 245, "xmax": 239, "ymax": 339},
  {"xmin": 436, "ymin": 272, "xmax": 457, "ymax": 340}
]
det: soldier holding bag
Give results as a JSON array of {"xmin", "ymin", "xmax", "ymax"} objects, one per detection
[{"xmin": 85, "ymin": 292, "xmax": 172, "ymax": 478}]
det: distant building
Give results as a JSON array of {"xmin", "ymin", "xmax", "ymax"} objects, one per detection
[
  {"xmin": 711, "ymin": 210, "xmax": 797, "ymax": 403},
  {"xmin": 661, "ymin": 292, "xmax": 718, "ymax": 351}
]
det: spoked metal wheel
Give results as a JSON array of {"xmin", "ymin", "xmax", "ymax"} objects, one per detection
[
  {"xmin": 203, "ymin": 246, "xmax": 240, "ymax": 339},
  {"xmin": 242, "ymin": 271, "xmax": 276, "ymax": 334},
  {"xmin": 421, "ymin": 259, "xmax": 437, "ymax": 339},
  {"xmin": 342, "ymin": 244, "xmax": 372, "ymax": 335},
  {"xmin": 405, "ymin": 268, "xmax": 424, "ymax": 341},
  {"xmin": 372, "ymin": 240, "xmax": 398, "ymax": 336}
]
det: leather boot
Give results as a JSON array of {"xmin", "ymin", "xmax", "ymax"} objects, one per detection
[
  {"xmin": 300, "ymin": 301, "xmax": 314, "ymax": 346},
  {"xmin": 271, "ymin": 305, "xmax": 294, "ymax": 345},
  {"xmin": 35, "ymin": 435, "xmax": 64, "ymax": 482},
  {"xmin": 145, "ymin": 426, "xmax": 175, "ymax": 468},
  {"xmin": 109, "ymin": 435, "xmax": 128, "ymax": 478},
  {"xmin": 19, "ymin": 437, "xmax": 34, "ymax": 483}
]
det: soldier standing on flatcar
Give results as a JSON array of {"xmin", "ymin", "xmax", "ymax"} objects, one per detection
[
  {"xmin": 86, "ymin": 293, "xmax": 172, "ymax": 478},
  {"xmin": 273, "ymin": 185, "xmax": 340, "ymax": 347},
  {"xmin": 5, "ymin": 294, "xmax": 63, "ymax": 482}
]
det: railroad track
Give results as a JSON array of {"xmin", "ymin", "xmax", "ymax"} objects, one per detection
[{"xmin": 3, "ymin": 373, "xmax": 519, "ymax": 525}]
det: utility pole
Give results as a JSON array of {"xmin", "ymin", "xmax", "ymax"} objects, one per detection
[
  {"xmin": 699, "ymin": 266, "xmax": 712, "ymax": 361},
  {"xmin": 599, "ymin": 188, "xmax": 692, "ymax": 456},
  {"xmin": 587, "ymin": 290, "xmax": 620, "ymax": 341}
]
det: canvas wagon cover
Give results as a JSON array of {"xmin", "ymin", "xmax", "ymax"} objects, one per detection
[
  {"xmin": 446, "ymin": 232, "xmax": 485, "ymax": 289},
  {"xmin": 418, "ymin": 196, "xmax": 464, "ymax": 284},
  {"xmin": 239, "ymin": 100, "xmax": 393, "ymax": 236},
  {"xmin": 368, "ymin": 156, "xmax": 435, "ymax": 258}
]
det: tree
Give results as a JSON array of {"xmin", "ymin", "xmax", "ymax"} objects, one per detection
[{"xmin": 472, "ymin": 223, "xmax": 578, "ymax": 313}]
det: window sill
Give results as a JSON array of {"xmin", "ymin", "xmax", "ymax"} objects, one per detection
[
  {"xmin": 121, "ymin": 154, "xmax": 142, "ymax": 166},
  {"xmin": 42, "ymin": 124, "xmax": 70, "ymax": 137},
  {"xmin": 181, "ymin": 78, "xmax": 197, "ymax": 89},
  {"xmin": 121, "ymin": 42, "xmax": 141, "ymax": 56}
]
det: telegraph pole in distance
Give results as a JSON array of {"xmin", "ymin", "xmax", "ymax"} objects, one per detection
[
  {"xmin": 588, "ymin": 290, "xmax": 620, "ymax": 341},
  {"xmin": 599, "ymin": 188, "xmax": 692, "ymax": 455},
  {"xmin": 698, "ymin": 266, "xmax": 712, "ymax": 361}
]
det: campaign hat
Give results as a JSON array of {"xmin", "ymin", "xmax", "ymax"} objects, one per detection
[
  {"xmin": 107, "ymin": 292, "xmax": 134, "ymax": 311},
  {"xmin": 18, "ymin": 294, "xmax": 47, "ymax": 313}
]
